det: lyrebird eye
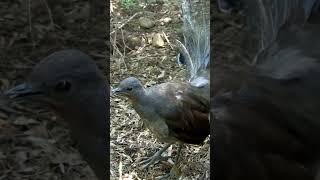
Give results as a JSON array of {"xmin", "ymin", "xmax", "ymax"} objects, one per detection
[
  {"xmin": 55, "ymin": 80, "xmax": 71, "ymax": 92},
  {"xmin": 127, "ymin": 87, "xmax": 133, "ymax": 91}
]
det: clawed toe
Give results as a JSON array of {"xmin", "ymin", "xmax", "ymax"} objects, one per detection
[
  {"xmin": 138, "ymin": 154, "xmax": 171, "ymax": 169},
  {"xmin": 138, "ymin": 144, "xmax": 172, "ymax": 169}
]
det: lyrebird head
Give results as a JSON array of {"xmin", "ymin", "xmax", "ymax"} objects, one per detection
[
  {"xmin": 5, "ymin": 49, "xmax": 108, "ymax": 180},
  {"xmin": 112, "ymin": 77, "xmax": 144, "ymax": 98},
  {"xmin": 5, "ymin": 49, "xmax": 107, "ymax": 112}
]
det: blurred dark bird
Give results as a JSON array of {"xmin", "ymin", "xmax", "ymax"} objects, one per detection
[
  {"xmin": 5, "ymin": 50, "xmax": 108, "ymax": 180},
  {"xmin": 213, "ymin": 0, "xmax": 320, "ymax": 179},
  {"xmin": 113, "ymin": 0, "xmax": 210, "ymax": 178}
]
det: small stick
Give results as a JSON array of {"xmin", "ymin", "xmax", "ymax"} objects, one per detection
[
  {"xmin": 118, "ymin": 155, "xmax": 123, "ymax": 180},
  {"xmin": 110, "ymin": 12, "xmax": 142, "ymax": 35},
  {"xmin": 162, "ymin": 31, "xmax": 173, "ymax": 50}
]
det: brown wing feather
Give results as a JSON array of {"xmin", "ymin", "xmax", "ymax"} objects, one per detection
[{"xmin": 153, "ymin": 83, "xmax": 209, "ymax": 144}]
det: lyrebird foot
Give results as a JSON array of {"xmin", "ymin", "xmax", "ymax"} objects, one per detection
[
  {"xmin": 138, "ymin": 143, "xmax": 172, "ymax": 169},
  {"xmin": 138, "ymin": 152, "xmax": 171, "ymax": 169}
]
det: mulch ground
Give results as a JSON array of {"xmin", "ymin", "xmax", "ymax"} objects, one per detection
[{"xmin": 110, "ymin": 1, "xmax": 212, "ymax": 179}]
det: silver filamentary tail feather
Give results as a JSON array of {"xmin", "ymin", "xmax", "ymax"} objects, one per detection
[
  {"xmin": 175, "ymin": 0, "xmax": 210, "ymax": 107},
  {"xmin": 177, "ymin": 0, "xmax": 210, "ymax": 82},
  {"xmin": 242, "ymin": 0, "xmax": 320, "ymax": 60}
]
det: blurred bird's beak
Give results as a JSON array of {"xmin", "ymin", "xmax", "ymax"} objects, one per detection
[
  {"xmin": 5, "ymin": 83, "xmax": 42, "ymax": 99},
  {"xmin": 111, "ymin": 87, "xmax": 121, "ymax": 95}
]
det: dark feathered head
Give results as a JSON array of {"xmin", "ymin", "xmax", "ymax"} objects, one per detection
[{"xmin": 5, "ymin": 49, "xmax": 107, "ymax": 112}]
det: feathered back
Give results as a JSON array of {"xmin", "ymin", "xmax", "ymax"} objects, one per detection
[{"xmin": 177, "ymin": 0, "xmax": 210, "ymax": 82}]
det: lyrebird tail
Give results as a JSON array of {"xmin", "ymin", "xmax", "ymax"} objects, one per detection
[
  {"xmin": 241, "ymin": 0, "xmax": 320, "ymax": 59},
  {"xmin": 177, "ymin": 0, "xmax": 210, "ymax": 82},
  {"xmin": 176, "ymin": 0, "xmax": 210, "ymax": 107}
]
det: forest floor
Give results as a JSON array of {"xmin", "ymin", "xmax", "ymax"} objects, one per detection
[{"xmin": 110, "ymin": 0, "xmax": 210, "ymax": 179}]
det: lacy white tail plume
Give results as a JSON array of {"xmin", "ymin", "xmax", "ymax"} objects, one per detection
[{"xmin": 177, "ymin": 0, "xmax": 210, "ymax": 82}]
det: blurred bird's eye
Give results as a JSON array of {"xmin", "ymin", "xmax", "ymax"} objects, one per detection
[
  {"xmin": 127, "ymin": 87, "xmax": 133, "ymax": 91},
  {"xmin": 55, "ymin": 80, "xmax": 71, "ymax": 92}
]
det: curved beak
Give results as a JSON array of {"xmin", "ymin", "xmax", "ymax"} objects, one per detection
[{"xmin": 5, "ymin": 83, "xmax": 42, "ymax": 99}]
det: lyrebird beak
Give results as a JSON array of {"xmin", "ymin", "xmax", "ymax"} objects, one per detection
[
  {"xmin": 5, "ymin": 83, "xmax": 41, "ymax": 99},
  {"xmin": 111, "ymin": 87, "xmax": 122, "ymax": 95}
]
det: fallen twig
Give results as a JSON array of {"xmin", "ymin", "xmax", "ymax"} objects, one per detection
[{"xmin": 110, "ymin": 12, "xmax": 142, "ymax": 35}]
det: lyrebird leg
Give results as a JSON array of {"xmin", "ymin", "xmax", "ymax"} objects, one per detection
[
  {"xmin": 156, "ymin": 143, "xmax": 184, "ymax": 180},
  {"xmin": 139, "ymin": 143, "xmax": 172, "ymax": 170},
  {"xmin": 175, "ymin": 143, "xmax": 183, "ymax": 163}
]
